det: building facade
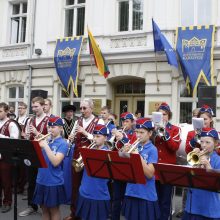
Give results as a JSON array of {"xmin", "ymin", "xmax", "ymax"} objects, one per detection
[{"xmin": 0, "ymin": 0, "xmax": 220, "ymax": 128}]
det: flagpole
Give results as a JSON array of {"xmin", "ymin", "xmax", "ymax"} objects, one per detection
[{"xmin": 154, "ymin": 52, "xmax": 160, "ymax": 91}]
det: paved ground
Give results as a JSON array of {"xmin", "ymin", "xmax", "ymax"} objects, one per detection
[{"xmin": 0, "ymin": 191, "xmax": 183, "ymax": 220}]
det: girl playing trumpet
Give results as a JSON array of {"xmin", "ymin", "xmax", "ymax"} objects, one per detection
[
  {"xmin": 76, "ymin": 124, "xmax": 111, "ymax": 220},
  {"xmin": 32, "ymin": 116, "xmax": 68, "ymax": 220},
  {"xmin": 183, "ymin": 127, "xmax": 220, "ymax": 220},
  {"xmin": 121, "ymin": 118, "xmax": 160, "ymax": 220}
]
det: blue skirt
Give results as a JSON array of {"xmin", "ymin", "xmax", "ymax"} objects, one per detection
[
  {"xmin": 76, "ymin": 193, "xmax": 110, "ymax": 220},
  {"xmin": 33, "ymin": 183, "xmax": 67, "ymax": 208},
  {"xmin": 121, "ymin": 196, "xmax": 160, "ymax": 220},
  {"xmin": 182, "ymin": 212, "xmax": 220, "ymax": 220}
]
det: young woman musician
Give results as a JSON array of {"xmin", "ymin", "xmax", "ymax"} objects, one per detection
[
  {"xmin": 76, "ymin": 124, "xmax": 110, "ymax": 220},
  {"xmin": 111, "ymin": 112, "xmax": 137, "ymax": 220},
  {"xmin": 153, "ymin": 102, "xmax": 181, "ymax": 220},
  {"xmin": 183, "ymin": 127, "xmax": 220, "ymax": 220},
  {"xmin": 185, "ymin": 105, "xmax": 214, "ymax": 154},
  {"xmin": 121, "ymin": 118, "xmax": 160, "ymax": 220},
  {"xmin": 32, "ymin": 116, "xmax": 68, "ymax": 220}
]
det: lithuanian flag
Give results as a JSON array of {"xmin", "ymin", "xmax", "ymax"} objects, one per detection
[{"xmin": 88, "ymin": 28, "xmax": 110, "ymax": 78}]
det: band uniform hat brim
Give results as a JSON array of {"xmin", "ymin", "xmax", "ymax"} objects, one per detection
[{"xmin": 62, "ymin": 105, "xmax": 76, "ymax": 112}]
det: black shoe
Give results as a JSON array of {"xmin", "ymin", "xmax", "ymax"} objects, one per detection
[
  {"xmin": 176, "ymin": 210, "xmax": 183, "ymax": 218},
  {"xmin": 1, "ymin": 205, "xmax": 11, "ymax": 213}
]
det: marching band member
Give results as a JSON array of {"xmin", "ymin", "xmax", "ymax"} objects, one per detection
[
  {"xmin": 111, "ymin": 112, "xmax": 136, "ymax": 220},
  {"xmin": 62, "ymin": 104, "xmax": 78, "ymax": 139},
  {"xmin": 0, "ymin": 102, "xmax": 20, "ymax": 213},
  {"xmin": 185, "ymin": 105, "xmax": 214, "ymax": 154},
  {"xmin": 153, "ymin": 102, "xmax": 181, "ymax": 220},
  {"xmin": 121, "ymin": 118, "xmax": 160, "ymax": 220},
  {"xmin": 64, "ymin": 98, "xmax": 104, "ymax": 220},
  {"xmin": 19, "ymin": 97, "xmax": 49, "ymax": 217},
  {"xmin": 176, "ymin": 107, "xmax": 200, "ymax": 219},
  {"xmin": 33, "ymin": 116, "xmax": 68, "ymax": 220},
  {"xmin": 44, "ymin": 98, "xmax": 55, "ymax": 117},
  {"xmin": 16, "ymin": 102, "xmax": 30, "ymax": 194},
  {"xmin": 183, "ymin": 127, "xmax": 220, "ymax": 220},
  {"xmin": 76, "ymin": 124, "xmax": 110, "ymax": 220},
  {"xmin": 100, "ymin": 106, "xmax": 116, "ymax": 140}
]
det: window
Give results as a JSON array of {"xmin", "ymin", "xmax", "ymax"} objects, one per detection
[
  {"xmin": 118, "ymin": 0, "xmax": 143, "ymax": 32},
  {"xmin": 116, "ymin": 82, "xmax": 145, "ymax": 94},
  {"xmin": 178, "ymin": 81, "xmax": 207, "ymax": 123},
  {"xmin": 181, "ymin": 0, "xmax": 212, "ymax": 26},
  {"xmin": 10, "ymin": 2, "xmax": 27, "ymax": 44},
  {"xmin": 8, "ymin": 86, "xmax": 24, "ymax": 114},
  {"xmin": 60, "ymin": 85, "xmax": 82, "ymax": 117},
  {"xmin": 65, "ymin": 0, "xmax": 85, "ymax": 37}
]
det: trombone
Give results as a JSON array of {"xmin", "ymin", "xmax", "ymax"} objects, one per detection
[{"xmin": 72, "ymin": 142, "xmax": 97, "ymax": 172}]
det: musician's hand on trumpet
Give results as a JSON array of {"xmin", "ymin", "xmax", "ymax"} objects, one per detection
[{"xmin": 30, "ymin": 124, "xmax": 40, "ymax": 137}]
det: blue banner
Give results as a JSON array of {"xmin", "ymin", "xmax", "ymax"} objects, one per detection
[
  {"xmin": 176, "ymin": 25, "xmax": 215, "ymax": 95},
  {"xmin": 152, "ymin": 19, "xmax": 178, "ymax": 68},
  {"xmin": 54, "ymin": 37, "xmax": 83, "ymax": 96}
]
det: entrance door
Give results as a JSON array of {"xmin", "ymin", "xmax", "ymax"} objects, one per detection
[{"xmin": 115, "ymin": 96, "xmax": 145, "ymax": 119}]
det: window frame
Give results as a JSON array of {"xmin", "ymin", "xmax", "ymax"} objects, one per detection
[
  {"xmin": 7, "ymin": 85, "xmax": 24, "ymax": 115},
  {"xmin": 180, "ymin": 0, "xmax": 215, "ymax": 26},
  {"xmin": 10, "ymin": 1, "xmax": 27, "ymax": 44},
  {"xmin": 117, "ymin": 0, "xmax": 144, "ymax": 33},
  {"xmin": 59, "ymin": 84, "xmax": 82, "ymax": 117},
  {"xmin": 178, "ymin": 80, "xmax": 198, "ymax": 123},
  {"xmin": 64, "ymin": 0, "xmax": 86, "ymax": 37}
]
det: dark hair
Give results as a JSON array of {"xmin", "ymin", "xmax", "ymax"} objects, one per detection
[{"xmin": 0, "ymin": 102, "xmax": 9, "ymax": 112}]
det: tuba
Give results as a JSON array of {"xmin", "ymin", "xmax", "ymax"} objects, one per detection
[
  {"xmin": 72, "ymin": 142, "xmax": 97, "ymax": 172},
  {"xmin": 187, "ymin": 149, "xmax": 209, "ymax": 167}
]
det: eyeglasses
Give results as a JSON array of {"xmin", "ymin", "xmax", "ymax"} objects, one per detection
[
  {"xmin": 80, "ymin": 107, "xmax": 87, "ymax": 110},
  {"xmin": 18, "ymin": 107, "xmax": 25, "ymax": 109}
]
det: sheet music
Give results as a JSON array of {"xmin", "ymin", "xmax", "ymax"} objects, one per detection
[{"xmin": 192, "ymin": 118, "xmax": 204, "ymax": 130}]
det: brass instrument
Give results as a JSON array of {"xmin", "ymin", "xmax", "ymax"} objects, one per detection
[
  {"xmin": 107, "ymin": 126, "xmax": 127, "ymax": 150},
  {"xmin": 152, "ymin": 112, "xmax": 166, "ymax": 138},
  {"xmin": 72, "ymin": 142, "xmax": 97, "ymax": 172},
  {"xmin": 35, "ymin": 133, "xmax": 51, "ymax": 142},
  {"xmin": 187, "ymin": 149, "xmax": 209, "ymax": 167},
  {"xmin": 127, "ymin": 139, "xmax": 141, "ymax": 153}
]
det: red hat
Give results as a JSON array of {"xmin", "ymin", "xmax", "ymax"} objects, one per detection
[
  {"xmin": 199, "ymin": 105, "xmax": 214, "ymax": 116},
  {"xmin": 136, "ymin": 118, "xmax": 154, "ymax": 130},
  {"xmin": 201, "ymin": 127, "xmax": 219, "ymax": 140},
  {"xmin": 120, "ymin": 112, "xmax": 134, "ymax": 120},
  {"xmin": 48, "ymin": 116, "xmax": 64, "ymax": 126},
  {"xmin": 158, "ymin": 102, "xmax": 171, "ymax": 112},
  {"xmin": 93, "ymin": 124, "xmax": 109, "ymax": 136}
]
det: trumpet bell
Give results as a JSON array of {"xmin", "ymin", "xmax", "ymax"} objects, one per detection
[{"xmin": 187, "ymin": 151, "xmax": 200, "ymax": 166}]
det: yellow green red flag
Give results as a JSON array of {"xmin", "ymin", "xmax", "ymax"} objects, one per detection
[{"xmin": 88, "ymin": 28, "xmax": 110, "ymax": 78}]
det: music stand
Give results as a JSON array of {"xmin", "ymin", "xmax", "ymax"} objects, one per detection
[
  {"xmin": 0, "ymin": 138, "xmax": 47, "ymax": 220},
  {"xmin": 154, "ymin": 163, "xmax": 220, "ymax": 192},
  {"xmin": 79, "ymin": 148, "xmax": 146, "ymax": 184}
]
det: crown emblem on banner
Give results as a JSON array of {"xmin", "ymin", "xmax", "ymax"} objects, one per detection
[
  {"xmin": 57, "ymin": 47, "xmax": 76, "ymax": 60},
  {"xmin": 182, "ymin": 37, "xmax": 207, "ymax": 53}
]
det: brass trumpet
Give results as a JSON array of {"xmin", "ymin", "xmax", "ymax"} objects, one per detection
[
  {"xmin": 127, "ymin": 139, "xmax": 141, "ymax": 153},
  {"xmin": 35, "ymin": 133, "xmax": 51, "ymax": 142},
  {"xmin": 187, "ymin": 149, "xmax": 209, "ymax": 167},
  {"xmin": 72, "ymin": 142, "xmax": 97, "ymax": 172}
]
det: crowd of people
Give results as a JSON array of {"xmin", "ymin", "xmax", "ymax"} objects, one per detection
[{"xmin": 0, "ymin": 97, "xmax": 220, "ymax": 220}]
